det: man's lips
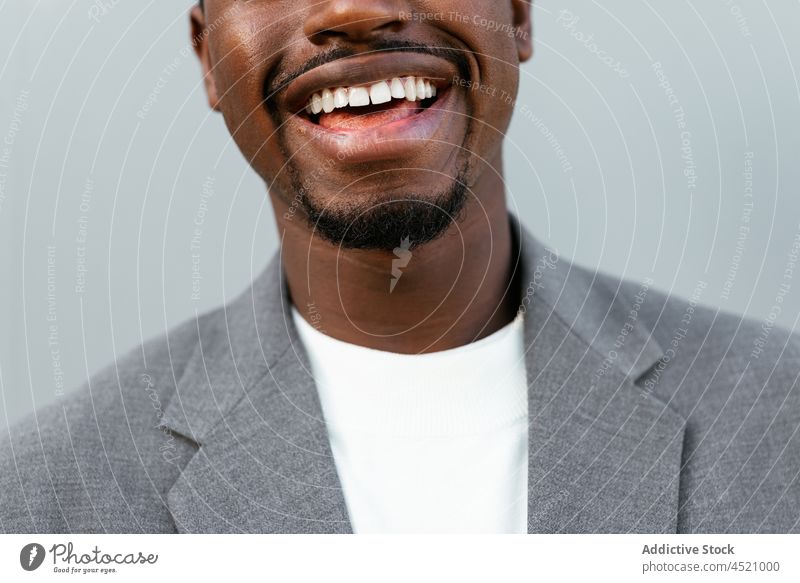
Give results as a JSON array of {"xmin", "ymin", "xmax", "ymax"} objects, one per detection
[
  {"xmin": 282, "ymin": 51, "xmax": 459, "ymax": 115},
  {"xmin": 277, "ymin": 51, "xmax": 465, "ymax": 164},
  {"xmin": 293, "ymin": 83, "xmax": 458, "ymax": 164}
]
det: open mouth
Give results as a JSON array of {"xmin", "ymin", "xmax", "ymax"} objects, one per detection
[
  {"xmin": 280, "ymin": 52, "xmax": 463, "ymax": 162},
  {"xmin": 302, "ymin": 76, "xmax": 444, "ymax": 132}
]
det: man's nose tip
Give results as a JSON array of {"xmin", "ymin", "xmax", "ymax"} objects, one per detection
[{"xmin": 304, "ymin": 0, "xmax": 407, "ymax": 44}]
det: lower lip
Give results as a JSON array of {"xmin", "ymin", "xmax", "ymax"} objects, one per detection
[{"xmin": 294, "ymin": 87, "xmax": 456, "ymax": 164}]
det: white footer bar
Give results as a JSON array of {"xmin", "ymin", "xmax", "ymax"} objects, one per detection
[{"xmin": 1, "ymin": 534, "xmax": 798, "ymax": 582}]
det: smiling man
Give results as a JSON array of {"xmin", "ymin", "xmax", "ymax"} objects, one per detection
[{"xmin": 2, "ymin": 1, "xmax": 800, "ymax": 534}]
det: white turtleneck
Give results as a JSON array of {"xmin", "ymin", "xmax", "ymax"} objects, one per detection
[{"xmin": 291, "ymin": 307, "xmax": 529, "ymax": 533}]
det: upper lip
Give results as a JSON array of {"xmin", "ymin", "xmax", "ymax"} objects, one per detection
[{"xmin": 282, "ymin": 51, "xmax": 459, "ymax": 114}]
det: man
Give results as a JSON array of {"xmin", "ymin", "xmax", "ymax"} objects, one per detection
[{"xmin": 2, "ymin": 0, "xmax": 799, "ymax": 534}]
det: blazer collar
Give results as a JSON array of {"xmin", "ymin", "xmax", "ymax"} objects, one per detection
[
  {"xmin": 161, "ymin": 248, "xmax": 352, "ymax": 533},
  {"xmin": 161, "ymin": 214, "xmax": 685, "ymax": 533},
  {"xmin": 508, "ymin": 216, "xmax": 686, "ymax": 533}
]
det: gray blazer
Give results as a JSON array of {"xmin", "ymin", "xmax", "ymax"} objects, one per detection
[{"xmin": 2, "ymin": 216, "xmax": 799, "ymax": 533}]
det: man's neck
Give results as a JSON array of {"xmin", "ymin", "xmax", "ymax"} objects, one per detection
[{"xmin": 272, "ymin": 171, "xmax": 519, "ymax": 354}]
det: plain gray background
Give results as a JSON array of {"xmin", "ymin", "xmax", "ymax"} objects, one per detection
[{"xmin": 1, "ymin": 0, "xmax": 799, "ymax": 431}]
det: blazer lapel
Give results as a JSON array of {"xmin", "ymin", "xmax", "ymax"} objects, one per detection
[
  {"xmin": 512, "ymin": 219, "xmax": 686, "ymax": 533},
  {"xmin": 160, "ymin": 253, "xmax": 351, "ymax": 533}
]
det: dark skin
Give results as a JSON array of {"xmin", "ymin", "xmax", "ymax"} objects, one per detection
[{"xmin": 191, "ymin": 1, "xmax": 532, "ymax": 353}]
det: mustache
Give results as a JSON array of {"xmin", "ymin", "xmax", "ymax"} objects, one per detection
[{"xmin": 264, "ymin": 39, "xmax": 472, "ymax": 102}]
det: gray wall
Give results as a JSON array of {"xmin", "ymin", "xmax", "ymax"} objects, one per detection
[{"xmin": 2, "ymin": 0, "xmax": 799, "ymax": 430}]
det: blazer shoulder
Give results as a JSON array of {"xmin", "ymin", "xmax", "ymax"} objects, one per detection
[
  {"xmin": 623, "ymin": 281, "xmax": 800, "ymax": 532},
  {"xmin": 632, "ymin": 281, "xmax": 800, "ymax": 403},
  {"xmin": 0, "ymin": 312, "xmax": 215, "ymax": 533}
]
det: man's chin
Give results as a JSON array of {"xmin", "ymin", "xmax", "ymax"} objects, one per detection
[{"xmin": 301, "ymin": 183, "xmax": 468, "ymax": 251}]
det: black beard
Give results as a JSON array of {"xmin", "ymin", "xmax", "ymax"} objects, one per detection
[{"xmin": 295, "ymin": 171, "xmax": 469, "ymax": 251}]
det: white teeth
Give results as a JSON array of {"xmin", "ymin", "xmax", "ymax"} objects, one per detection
[
  {"xmin": 404, "ymin": 77, "xmax": 417, "ymax": 101},
  {"xmin": 416, "ymin": 78, "xmax": 426, "ymax": 99},
  {"xmin": 321, "ymin": 88, "xmax": 335, "ymax": 113},
  {"xmin": 348, "ymin": 86, "xmax": 370, "ymax": 107},
  {"xmin": 305, "ymin": 76, "xmax": 439, "ymax": 113},
  {"xmin": 369, "ymin": 81, "xmax": 392, "ymax": 105},
  {"xmin": 333, "ymin": 87, "xmax": 348, "ymax": 108},
  {"xmin": 310, "ymin": 93, "xmax": 323, "ymax": 114},
  {"xmin": 390, "ymin": 77, "xmax": 405, "ymax": 99}
]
